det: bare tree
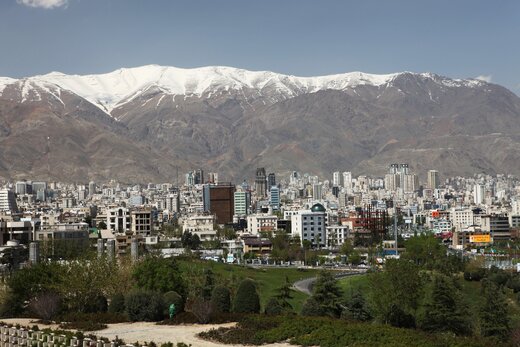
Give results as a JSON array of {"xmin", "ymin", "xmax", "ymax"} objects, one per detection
[{"xmin": 29, "ymin": 292, "xmax": 61, "ymax": 321}]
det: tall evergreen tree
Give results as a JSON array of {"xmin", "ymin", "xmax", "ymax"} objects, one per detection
[
  {"xmin": 420, "ymin": 274, "xmax": 472, "ymax": 335},
  {"xmin": 311, "ymin": 271, "xmax": 343, "ymax": 317},
  {"xmin": 480, "ymin": 279, "xmax": 511, "ymax": 339}
]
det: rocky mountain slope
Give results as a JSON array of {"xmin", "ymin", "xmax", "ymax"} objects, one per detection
[{"xmin": 1, "ymin": 65, "xmax": 519, "ymax": 183}]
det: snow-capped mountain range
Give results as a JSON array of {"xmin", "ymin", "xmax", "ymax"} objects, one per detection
[
  {"xmin": 1, "ymin": 64, "xmax": 519, "ymax": 183},
  {"xmin": 0, "ymin": 65, "xmax": 486, "ymax": 114}
]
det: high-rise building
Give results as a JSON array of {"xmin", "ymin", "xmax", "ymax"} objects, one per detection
[
  {"xmin": 234, "ymin": 191, "xmax": 251, "ymax": 216},
  {"xmin": 89, "ymin": 181, "xmax": 96, "ymax": 196},
  {"xmin": 164, "ymin": 192, "xmax": 180, "ymax": 213},
  {"xmin": 194, "ymin": 169, "xmax": 204, "ymax": 184},
  {"xmin": 312, "ymin": 183, "xmax": 323, "ymax": 200},
  {"xmin": 342, "ymin": 172, "xmax": 352, "ymax": 189},
  {"xmin": 203, "ymin": 183, "xmax": 235, "ymax": 224},
  {"xmin": 255, "ymin": 168, "xmax": 267, "ymax": 197},
  {"xmin": 270, "ymin": 186, "xmax": 280, "ymax": 211},
  {"xmin": 32, "ymin": 181, "xmax": 47, "ymax": 201},
  {"xmin": 185, "ymin": 171, "xmax": 195, "ymax": 186},
  {"xmin": 427, "ymin": 170, "xmax": 439, "ymax": 189},
  {"xmin": 474, "ymin": 184, "xmax": 485, "ymax": 205},
  {"xmin": 267, "ymin": 173, "xmax": 276, "ymax": 188},
  {"xmin": 15, "ymin": 181, "xmax": 28, "ymax": 195},
  {"xmin": 332, "ymin": 172, "xmax": 341, "ymax": 187},
  {"xmin": 0, "ymin": 189, "xmax": 18, "ymax": 212},
  {"xmin": 402, "ymin": 174, "xmax": 419, "ymax": 193}
]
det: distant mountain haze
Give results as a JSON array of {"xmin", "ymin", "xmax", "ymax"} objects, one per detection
[{"xmin": 1, "ymin": 65, "xmax": 519, "ymax": 183}]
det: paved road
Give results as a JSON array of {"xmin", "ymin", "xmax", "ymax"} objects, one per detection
[{"xmin": 292, "ymin": 270, "xmax": 367, "ymax": 296}]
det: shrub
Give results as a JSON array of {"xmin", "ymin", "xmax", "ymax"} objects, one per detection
[
  {"xmin": 59, "ymin": 321, "xmax": 107, "ymax": 331},
  {"xmin": 109, "ymin": 293, "xmax": 125, "ymax": 313},
  {"xmin": 387, "ymin": 304, "xmax": 415, "ymax": 328},
  {"xmin": 132, "ymin": 257, "xmax": 187, "ymax": 297},
  {"xmin": 84, "ymin": 294, "xmax": 108, "ymax": 313},
  {"xmin": 186, "ymin": 298, "xmax": 213, "ymax": 324},
  {"xmin": 210, "ymin": 286, "xmax": 231, "ymax": 313},
  {"xmin": 487, "ymin": 267, "xmax": 509, "ymax": 287},
  {"xmin": 125, "ymin": 290, "xmax": 165, "ymax": 322},
  {"xmin": 301, "ymin": 297, "xmax": 324, "ymax": 317},
  {"xmin": 264, "ymin": 298, "xmax": 288, "ymax": 316},
  {"xmin": 163, "ymin": 291, "xmax": 184, "ymax": 314},
  {"xmin": 233, "ymin": 279, "xmax": 260, "ymax": 314},
  {"xmin": 29, "ymin": 292, "xmax": 61, "ymax": 321},
  {"xmin": 507, "ymin": 275, "xmax": 520, "ymax": 293}
]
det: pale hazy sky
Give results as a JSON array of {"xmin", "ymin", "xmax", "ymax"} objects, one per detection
[{"xmin": 1, "ymin": 0, "xmax": 519, "ymax": 93}]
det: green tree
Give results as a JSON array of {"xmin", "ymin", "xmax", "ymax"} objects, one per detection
[
  {"xmin": 181, "ymin": 231, "xmax": 201, "ymax": 250},
  {"xmin": 300, "ymin": 297, "xmax": 324, "ymax": 316},
  {"xmin": 339, "ymin": 240, "xmax": 354, "ymax": 256},
  {"xmin": 341, "ymin": 289, "xmax": 372, "ymax": 322},
  {"xmin": 265, "ymin": 276, "xmax": 293, "ymax": 315},
  {"xmin": 125, "ymin": 290, "xmax": 165, "ymax": 322},
  {"xmin": 419, "ymin": 274, "xmax": 472, "ymax": 335},
  {"xmin": 211, "ymin": 285, "xmax": 231, "ymax": 313},
  {"xmin": 479, "ymin": 280, "xmax": 511, "ymax": 339},
  {"xmin": 402, "ymin": 234, "xmax": 445, "ymax": 269},
  {"xmin": 311, "ymin": 271, "xmax": 343, "ymax": 317},
  {"xmin": 202, "ymin": 269, "xmax": 215, "ymax": 301},
  {"xmin": 132, "ymin": 256, "xmax": 187, "ymax": 297},
  {"xmin": 367, "ymin": 259, "xmax": 423, "ymax": 324},
  {"xmin": 97, "ymin": 221, "xmax": 107, "ymax": 229},
  {"xmin": 233, "ymin": 278, "xmax": 260, "ymax": 313},
  {"xmin": 108, "ymin": 293, "xmax": 126, "ymax": 313}
]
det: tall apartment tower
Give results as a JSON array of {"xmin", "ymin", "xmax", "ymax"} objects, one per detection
[
  {"xmin": 0, "ymin": 189, "xmax": 18, "ymax": 212},
  {"xmin": 267, "ymin": 173, "xmax": 276, "ymax": 188},
  {"xmin": 203, "ymin": 183, "xmax": 235, "ymax": 224},
  {"xmin": 255, "ymin": 168, "xmax": 267, "ymax": 197},
  {"xmin": 427, "ymin": 170, "xmax": 439, "ymax": 189},
  {"xmin": 332, "ymin": 172, "xmax": 341, "ymax": 187},
  {"xmin": 342, "ymin": 172, "xmax": 352, "ymax": 189}
]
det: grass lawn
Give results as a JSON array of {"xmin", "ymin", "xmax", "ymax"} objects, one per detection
[
  {"xmin": 178, "ymin": 259, "xmax": 318, "ymax": 312},
  {"xmin": 338, "ymin": 274, "xmax": 369, "ymax": 298}
]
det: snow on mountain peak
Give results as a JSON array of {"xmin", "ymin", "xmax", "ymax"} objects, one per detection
[{"xmin": 0, "ymin": 65, "xmax": 488, "ymax": 113}]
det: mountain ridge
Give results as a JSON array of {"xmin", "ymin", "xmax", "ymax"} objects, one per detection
[
  {"xmin": 0, "ymin": 65, "xmax": 489, "ymax": 114},
  {"xmin": 0, "ymin": 65, "xmax": 519, "ymax": 183}
]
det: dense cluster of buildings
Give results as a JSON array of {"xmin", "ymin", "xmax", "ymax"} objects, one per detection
[{"xmin": 1, "ymin": 164, "xmax": 520, "ymax": 267}]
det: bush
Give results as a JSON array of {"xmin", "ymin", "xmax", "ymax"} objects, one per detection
[
  {"xmin": 233, "ymin": 279, "xmax": 260, "ymax": 314},
  {"xmin": 463, "ymin": 268, "xmax": 487, "ymax": 282},
  {"xmin": 29, "ymin": 292, "xmax": 61, "ymax": 321},
  {"xmin": 186, "ymin": 298, "xmax": 213, "ymax": 324},
  {"xmin": 84, "ymin": 294, "xmax": 108, "ymax": 313},
  {"xmin": 387, "ymin": 304, "xmax": 415, "ymax": 329},
  {"xmin": 59, "ymin": 321, "xmax": 107, "ymax": 331},
  {"xmin": 487, "ymin": 267, "xmax": 509, "ymax": 287},
  {"xmin": 125, "ymin": 290, "xmax": 165, "ymax": 322},
  {"xmin": 301, "ymin": 297, "xmax": 324, "ymax": 317},
  {"xmin": 163, "ymin": 291, "xmax": 184, "ymax": 314},
  {"xmin": 132, "ymin": 257, "xmax": 187, "ymax": 297},
  {"xmin": 109, "ymin": 293, "xmax": 126, "ymax": 313},
  {"xmin": 210, "ymin": 286, "xmax": 231, "ymax": 313},
  {"xmin": 507, "ymin": 275, "xmax": 520, "ymax": 293},
  {"xmin": 264, "ymin": 298, "xmax": 288, "ymax": 316}
]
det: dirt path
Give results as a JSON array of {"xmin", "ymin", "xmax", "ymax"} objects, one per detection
[{"xmin": 0, "ymin": 319, "xmax": 292, "ymax": 347}]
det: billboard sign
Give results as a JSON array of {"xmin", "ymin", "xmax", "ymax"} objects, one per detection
[{"xmin": 469, "ymin": 234, "xmax": 491, "ymax": 243}]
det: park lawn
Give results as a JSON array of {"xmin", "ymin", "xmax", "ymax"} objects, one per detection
[
  {"xmin": 177, "ymin": 259, "xmax": 318, "ymax": 312},
  {"xmin": 338, "ymin": 274, "xmax": 369, "ymax": 297}
]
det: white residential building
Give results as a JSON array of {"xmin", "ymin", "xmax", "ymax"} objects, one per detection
[{"xmin": 247, "ymin": 214, "xmax": 278, "ymax": 235}]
